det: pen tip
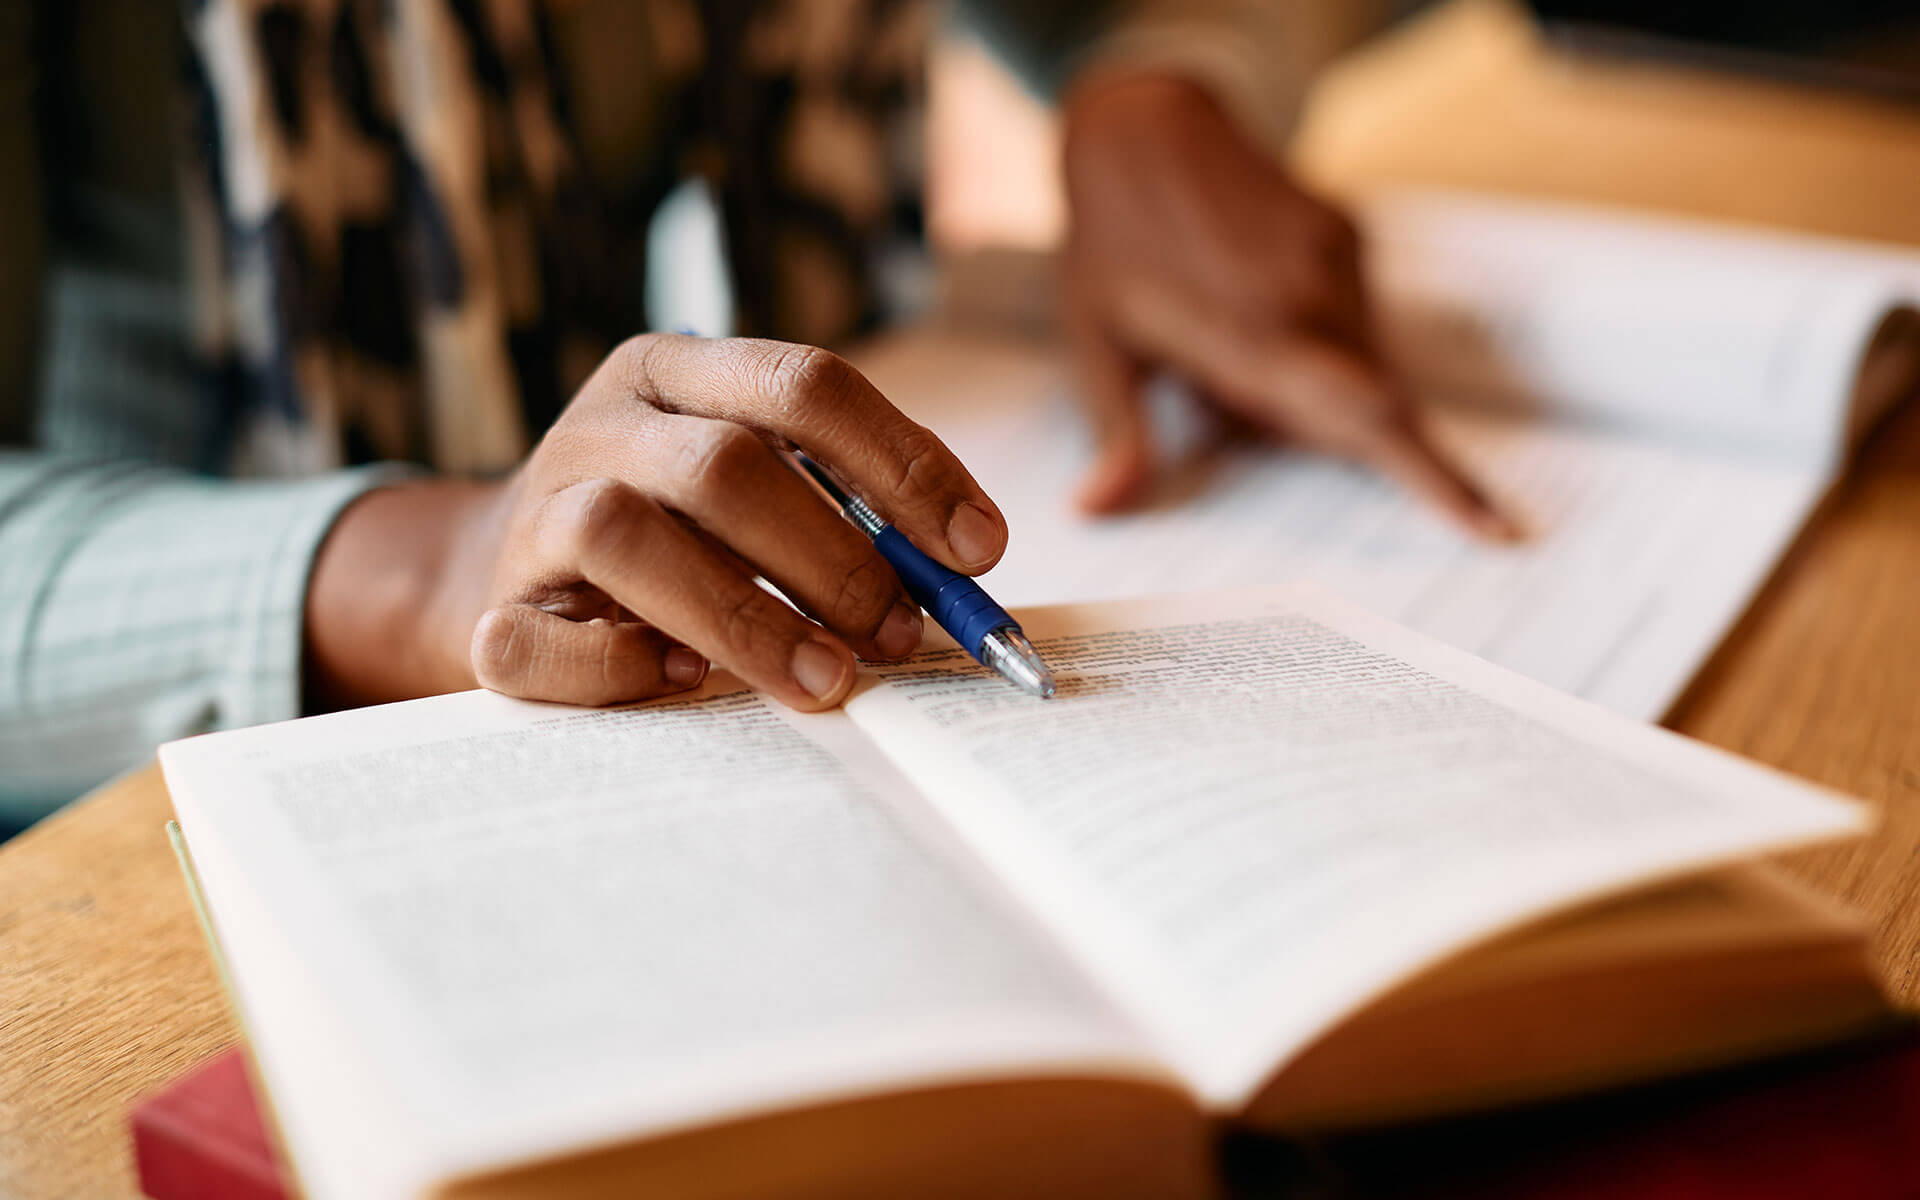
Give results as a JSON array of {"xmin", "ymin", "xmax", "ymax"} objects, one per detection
[{"xmin": 982, "ymin": 627, "xmax": 1056, "ymax": 699}]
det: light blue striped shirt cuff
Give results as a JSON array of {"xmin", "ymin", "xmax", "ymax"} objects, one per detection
[{"xmin": 0, "ymin": 459, "xmax": 415, "ymax": 827}]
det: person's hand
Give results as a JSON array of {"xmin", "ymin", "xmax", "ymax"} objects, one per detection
[
  {"xmin": 304, "ymin": 335, "xmax": 1009, "ymax": 712},
  {"xmin": 1060, "ymin": 72, "xmax": 1514, "ymax": 538}
]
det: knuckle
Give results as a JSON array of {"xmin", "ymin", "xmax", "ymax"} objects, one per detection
[
  {"xmin": 674, "ymin": 422, "xmax": 763, "ymax": 502},
  {"xmin": 561, "ymin": 477, "xmax": 654, "ymax": 561},
  {"xmin": 600, "ymin": 624, "xmax": 663, "ymax": 692},
  {"xmin": 610, "ymin": 333, "xmax": 664, "ymax": 390},
  {"xmin": 470, "ymin": 608, "xmax": 526, "ymax": 689},
  {"xmin": 826, "ymin": 556, "xmax": 899, "ymax": 634},
  {"xmin": 713, "ymin": 585, "xmax": 791, "ymax": 660},
  {"xmin": 762, "ymin": 343, "xmax": 859, "ymax": 424},
  {"xmin": 878, "ymin": 423, "xmax": 950, "ymax": 510}
]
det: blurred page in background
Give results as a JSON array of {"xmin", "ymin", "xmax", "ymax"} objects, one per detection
[{"xmin": 868, "ymin": 191, "xmax": 1920, "ymax": 721}]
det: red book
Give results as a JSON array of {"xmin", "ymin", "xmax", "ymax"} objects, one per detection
[
  {"xmin": 133, "ymin": 1036, "xmax": 1920, "ymax": 1200},
  {"xmin": 130, "ymin": 1048, "xmax": 292, "ymax": 1200}
]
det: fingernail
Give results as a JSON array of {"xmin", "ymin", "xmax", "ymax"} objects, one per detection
[
  {"xmin": 665, "ymin": 647, "xmax": 708, "ymax": 687},
  {"xmin": 946, "ymin": 502, "xmax": 1004, "ymax": 569},
  {"xmin": 875, "ymin": 603, "xmax": 923, "ymax": 659},
  {"xmin": 791, "ymin": 639, "xmax": 850, "ymax": 700}
]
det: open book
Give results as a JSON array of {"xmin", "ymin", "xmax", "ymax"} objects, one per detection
[
  {"xmin": 902, "ymin": 190, "xmax": 1920, "ymax": 720},
  {"xmin": 160, "ymin": 587, "xmax": 1891, "ymax": 1200}
]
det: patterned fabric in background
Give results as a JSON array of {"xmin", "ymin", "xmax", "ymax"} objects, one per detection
[{"xmin": 178, "ymin": 0, "xmax": 932, "ymax": 479}]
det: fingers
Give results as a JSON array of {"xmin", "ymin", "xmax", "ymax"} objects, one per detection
[
  {"xmin": 635, "ymin": 414, "xmax": 924, "ymax": 660},
  {"xmin": 609, "ymin": 334, "xmax": 1008, "ymax": 573},
  {"xmin": 1277, "ymin": 201, "xmax": 1373, "ymax": 348},
  {"xmin": 472, "ymin": 606, "xmax": 708, "ymax": 706},
  {"xmin": 1065, "ymin": 291, "xmax": 1155, "ymax": 515},
  {"xmin": 1104, "ymin": 281, "xmax": 1516, "ymax": 539},
  {"xmin": 524, "ymin": 479, "xmax": 861, "ymax": 711},
  {"xmin": 1351, "ymin": 410, "xmax": 1522, "ymax": 542},
  {"xmin": 1235, "ymin": 335, "xmax": 1521, "ymax": 542}
]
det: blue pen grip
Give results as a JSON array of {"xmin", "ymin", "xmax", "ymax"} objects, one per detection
[{"xmin": 873, "ymin": 526, "xmax": 1014, "ymax": 662}]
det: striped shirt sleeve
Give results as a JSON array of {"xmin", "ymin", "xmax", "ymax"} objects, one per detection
[{"xmin": 0, "ymin": 456, "xmax": 405, "ymax": 827}]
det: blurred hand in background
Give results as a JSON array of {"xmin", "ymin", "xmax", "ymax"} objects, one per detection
[{"xmin": 1059, "ymin": 71, "xmax": 1514, "ymax": 539}]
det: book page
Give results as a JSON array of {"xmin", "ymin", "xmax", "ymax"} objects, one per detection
[
  {"xmin": 161, "ymin": 684, "xmax": 1158, "ymax": 1200},
  {"xmin": 843, "ymin": 587, "xmax": 1866, "ymax": 1107},
  {"xmin": 892, "ymin": 349, "xmax": 1824, "ymax": 721},
  {"xmin": 1362, "ymin": 190, "xmax": 1920, "ymax": 468},
  {"xmin": 857, "ymin": 190, "xmax": 1920, "ymax": 722}
]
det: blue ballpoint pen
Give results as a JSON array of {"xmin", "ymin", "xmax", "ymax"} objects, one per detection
[{"xmin": 792, "ymin": 453, "xmax": 1056, "ymax": 699}]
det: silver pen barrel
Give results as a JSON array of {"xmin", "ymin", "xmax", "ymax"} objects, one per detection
[{"xmin": 980, "ymin": 627, "xmax": 1056, "ymax": 699}]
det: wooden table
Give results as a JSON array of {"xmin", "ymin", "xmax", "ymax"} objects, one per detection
[
  {"xmin": 6, "ymin": 3, "xmax": 1920, "ymax": 1196},
  {"xmin": 1286, "ymin": 0, "xmax": 1920, "ymax": 1000}
]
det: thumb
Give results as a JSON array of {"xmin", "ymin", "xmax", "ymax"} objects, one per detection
[{"xmin": 1068, "ymin": 308, "xmax": 1155, "ymax": 514}]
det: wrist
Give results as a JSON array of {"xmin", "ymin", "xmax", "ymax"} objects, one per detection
[
  {"xmin": 1062, "ymin": 70, "xmax": 1226, "ymax": 205},
  {"xmin": 1064, "ymin": 70, "xmax": 1220, "ymax": 155},
  {"xmin": 1066, "ymin": 68, "xmax": 1218, "ymax": 120},
  {"xmin": 304, "ymin": 476, "xmax": 507, "ymax": 711}
]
